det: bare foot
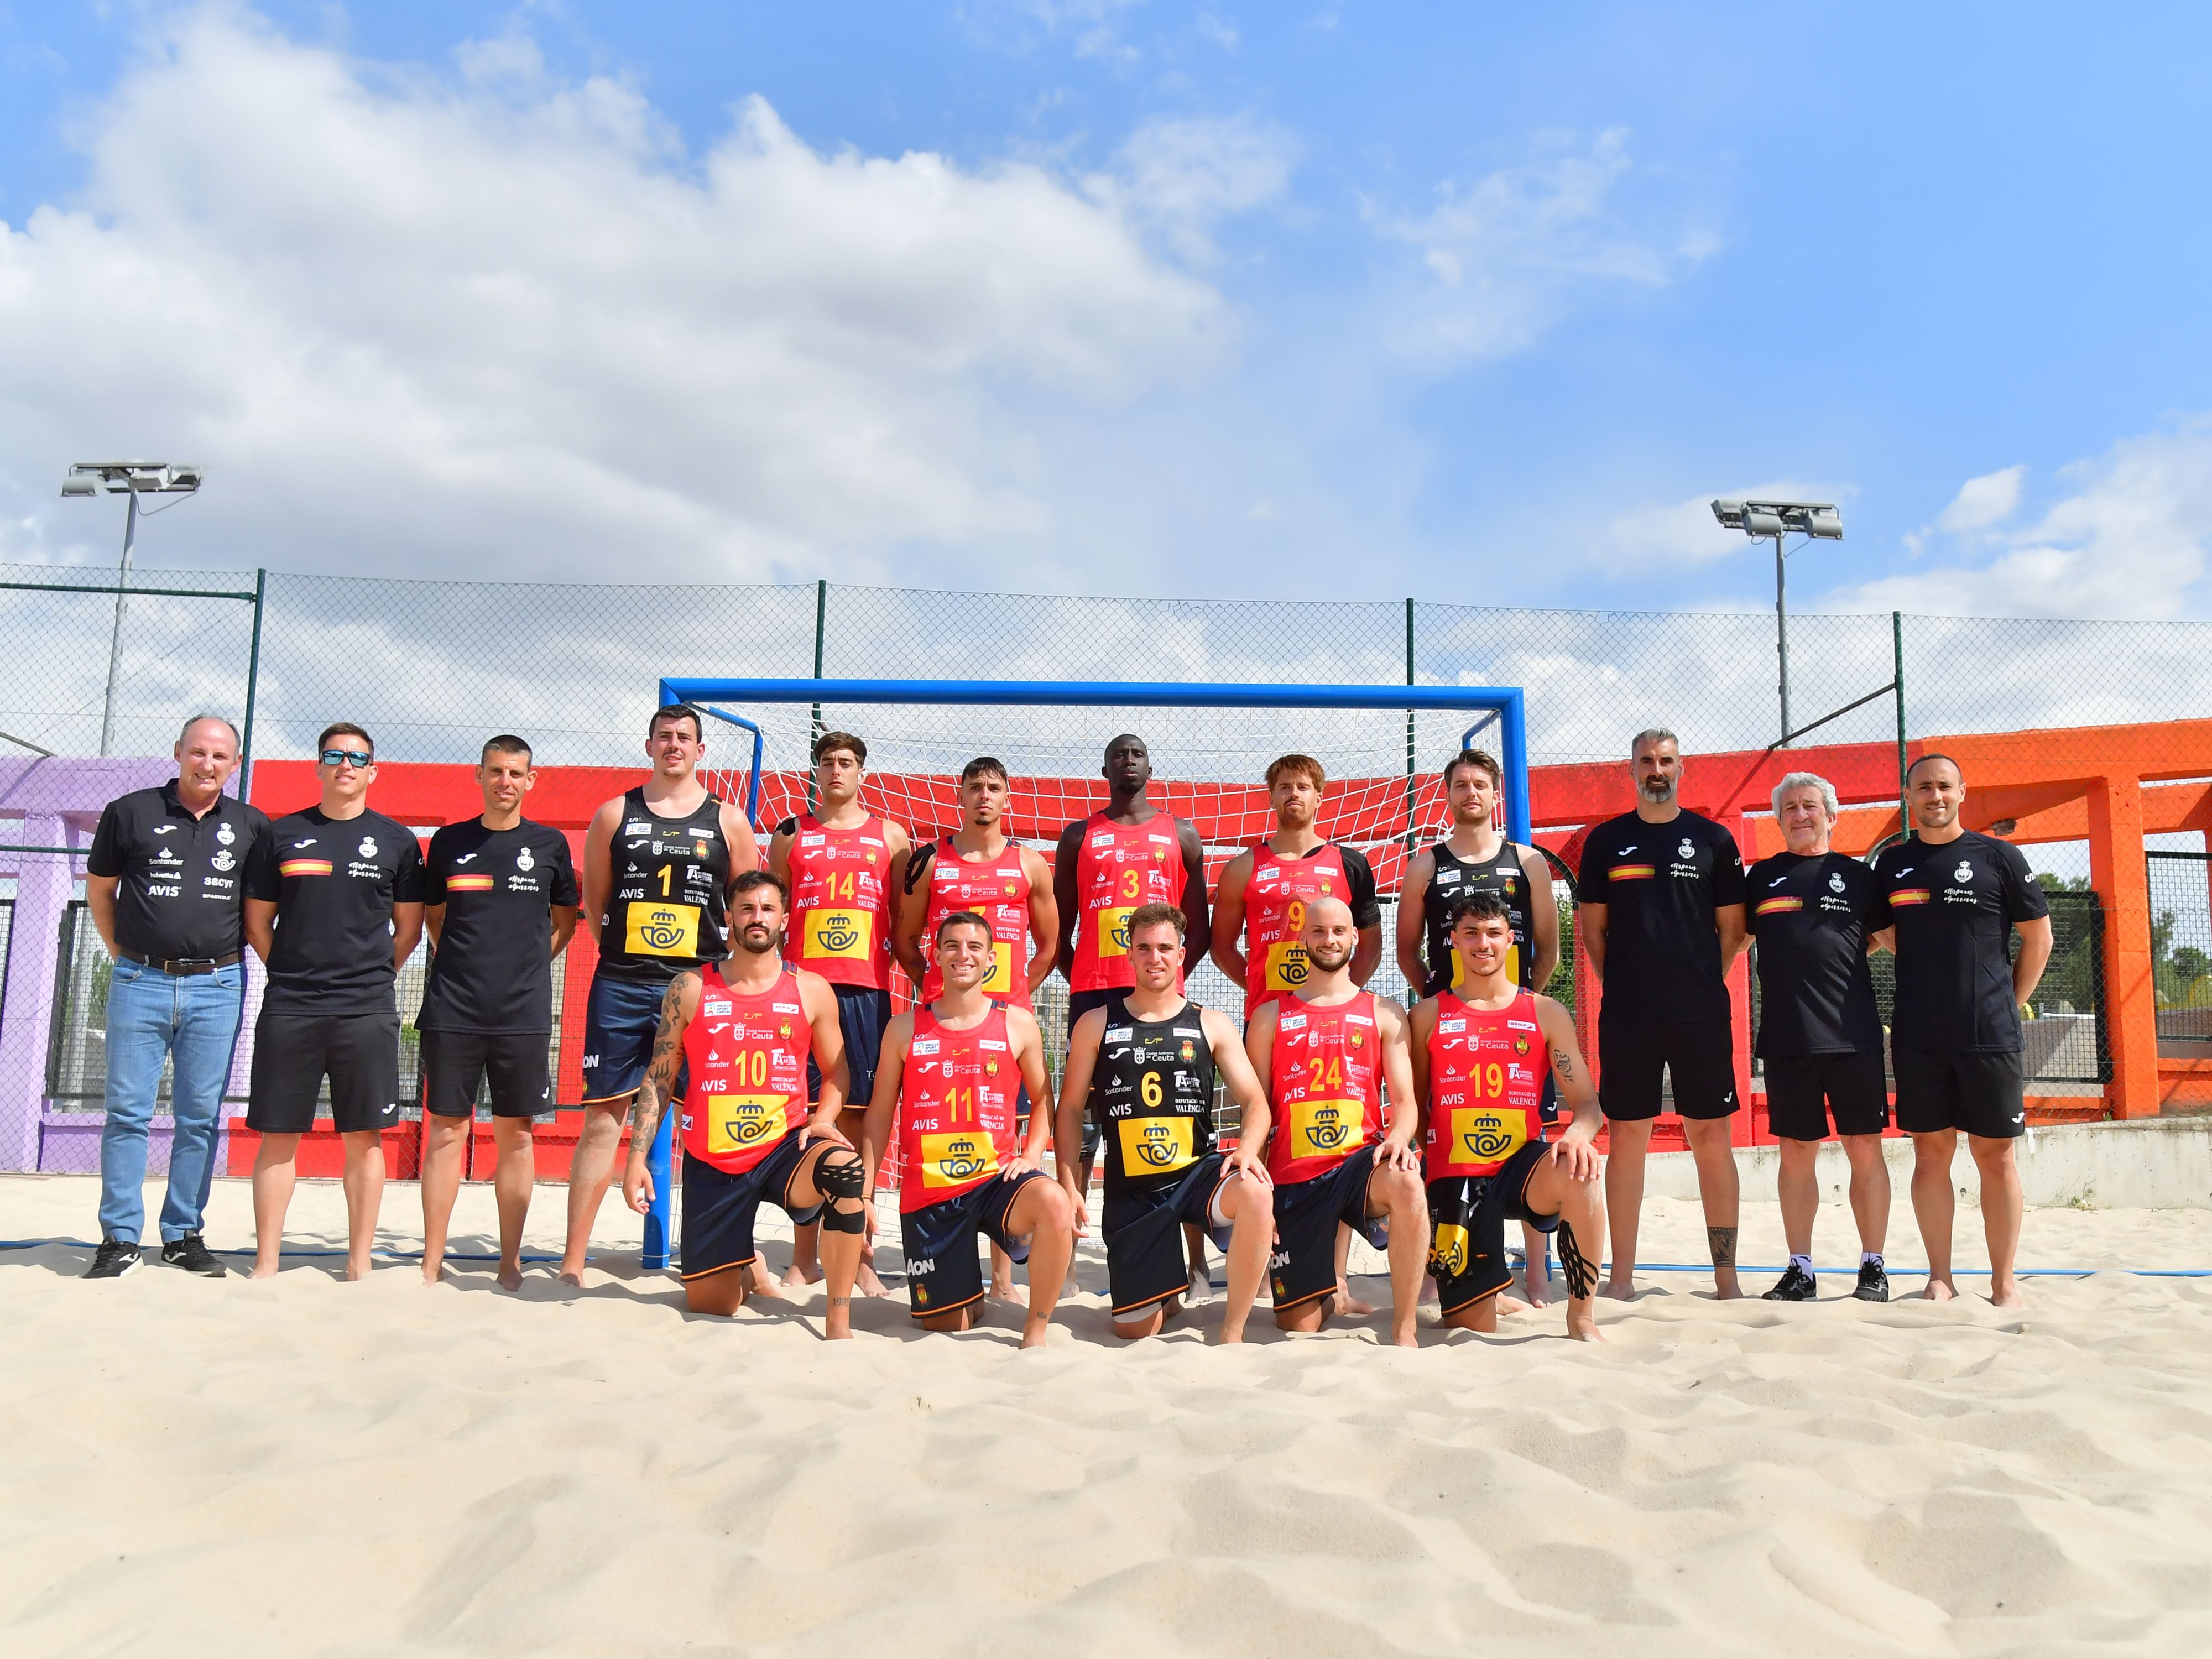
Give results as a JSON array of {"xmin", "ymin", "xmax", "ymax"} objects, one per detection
[
  {"xmin": 745, "ymin": 1266, "xmax": 790, "ymax": 1302},
  {"xmin": 495, "ymin": 1260, "xmax": 523, "ymax": 1292},
  {"xmin": 825, "ymin": 1296, "xmax": 854, "ymax": 1340},
  {"xmin": 782, "ymin": 1260, "xmax": 821, "ymax": 1290},
  {"xmin": 1335, "ymin": 1279, "xmax": 1377, "ymax": 1316},
  {"xmin": 249, "ymin": 1259, "xmax": 280, "ymax": 1281},
  {"xmin": 1922, "ymin": 1278, "xmax": 1958, "ymax": 1302},
  {"xmin": 558, "ymin": 1258, "xmax": 586, "ymax": 1287},
  {"xmin": 1494, "ymin": 1293, "xmax": 1532, "ymax": 1316},
  {"xmin": 1990, "ymin": 1280, "xmax": 2025, "ymax": 1310},
  {"xmin": 1599, "ymin": 1277, "xmax": 1637, "ymax": 1302},
  {"xmin": 1019, "ymin": 1323, "xmax": 1051, "ymax": 1350},
  {"xmin": 1388, "ymin": 1324, "xmax": 1421, "ymax": 1349},
  {"xmin": 858, "ymin": 1262, "xmax": 890, "ymax": 1298},
  {"xmin": 345, "ymin": 1260, "xmax": 372, "ymax": 1282},
  {"xmin": 419, "ymin": 1262, "xmax": 444, "ymax": 1288},
  {"xmin": 1216, "ymin": 1326, "xmax": 1248, "ymax": 1345},
  {"xmin": 1711, "ymin": 1278, "xmax": 1743, "ymax": 1301},
  {"xmin": 992, "ymin": 1277, "xmax": 1018, "ymax": 1301},
  {"xmin": 1566, "ymin": 1310, "xmax": 1607, "ymax": 1342}
]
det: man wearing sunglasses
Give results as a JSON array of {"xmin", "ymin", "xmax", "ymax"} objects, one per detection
[{"xmin": 242, "ymin": 723, "xmax": 426, "ymax": 1279}]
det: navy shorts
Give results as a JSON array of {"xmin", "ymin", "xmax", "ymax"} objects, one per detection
[
  {"xmin": 679, "ymin": 1133, "xmax": 826, "ymax": 1280},
  {"xmin": 900, "ymin": 1170, "xmax": 1048, "ymax": 1320},
  {"xmin": 581, "ymin": 971, "xmax": 686, "ymax": 1103},
  {"xmin": 1427, "ymin": 1142, "xmax": 1557, "ymax": 1314},
  {"xmin": 1269, "ymin": 1144, "xmax": 1390, "ymax": 1311},
  {"xmin": 1102, "ymin": 1152, "xmax": 1236, "ymax": 1318},
  {"xmin": 809, "ymin": 984, "xmax": 893, "ymax": 1109}
]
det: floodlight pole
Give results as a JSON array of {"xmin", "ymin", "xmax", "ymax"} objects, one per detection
[
  {"xmin": 98, "ymin": 489, "xmax": 142, "ymax": 757},
  {"xmin": 1773, "ymin": 530, "xmax": 1790, "ymax": 748}
]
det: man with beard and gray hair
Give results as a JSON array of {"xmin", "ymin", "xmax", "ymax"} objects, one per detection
[{"xmin": 1577, "ymin": 729, "xmax": 1749, "ymax": 1299}]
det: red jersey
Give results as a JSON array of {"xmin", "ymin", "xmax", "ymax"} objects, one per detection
[
  {"xmin": 1242, "ymin": 842, "xmax": 1353, "ymax": 1012},
  {"xmin": 1069, "ymin": 812, "xmax": 1188, "ymax": 992},
  {"xmin": 1423, "ymin": 989, "xmax": 1547, "ymax": 1180},
  {"xmin": 895, "ymin": 1006, "xmax": 1020, "ymax": 1213},
  {"xmin": 677, "ymin": 966, "xmax": 810, "ymax": 1175},
  {"xmin": 920, "ymin": 836, "xmax": 1033, "ymax": 1008},
  {"xmin": 785, "ymin": 813, "xmax": 894, "ymax": 989},
  {"xmin": 1265, "ymin": 990, "xmax": 1385, "ymax": 1185}
]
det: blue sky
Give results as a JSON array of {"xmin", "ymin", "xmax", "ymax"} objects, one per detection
[{"xmin": 3, "ymin": 2, "xmax": 2210, "ymax": 615}]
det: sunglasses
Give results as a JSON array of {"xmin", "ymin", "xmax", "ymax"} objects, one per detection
[{"xmin": 319, "ymin": 748, "xmax": 374, "ymax": 768}]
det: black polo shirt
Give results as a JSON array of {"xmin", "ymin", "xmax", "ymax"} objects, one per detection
[
  {"xmin": 1577, "ymin": 809, "xmax": 1747, "ymax": 1027},
  {"xmin": 419, "ymin": 818, "xmax": 579, "ymax": 1034},
  {"xmin": 1870, "ymin": 830, "xmax": 2049, "ymax": 1052},
  {"xmin": 86, "ymin": 781, "xmax": 270, "ymax": 962},
  {"xmin": 1746, "ymin": 851, "xmax": 1885, "ymax": 1056},
  {"xmin": 245, "ymin": 806, "xmax": 427, "ymax": 1015}
]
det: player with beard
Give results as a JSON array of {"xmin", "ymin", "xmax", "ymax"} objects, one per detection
[
  {"xmin": 1577, "ymin": 728, "xmax": 1749, "ymax": 1300},
  {"xmin": 619, "ymin": 873, "xmax": 868, "ymax": 1332},
  {"xmin": 1236, "ymin": 895, "xmax": 1428, "ymax": 1347},
  {"xmin": 1058, "ymin": 903, "xmax": 1276, "ymax": 1342}
]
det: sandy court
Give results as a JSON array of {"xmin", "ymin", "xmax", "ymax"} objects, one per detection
[{"xmin": 7, "ymin": 1173, "xmax": 2212, "ymax": 1657}]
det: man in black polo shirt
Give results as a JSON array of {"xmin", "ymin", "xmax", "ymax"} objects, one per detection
[
  {"xmin": 417, "ymin": 734, "xmax": 579, "ymax": 1290},
  {"xmin": 1577, "ymin": 727, "xmax": 1749, "ymax": 1299},
  {"xmin": 1747, "ymin": 771, "xmax": 1892, "ymax": 1303},
  {"xmin": 1871, "ymin": 754, "xmax": 2052, "ymax": 1308},
  {"xmin": 242, "ymin": 722, "xmax": 426, "ymax": 1280},
  {"xmin": 83, "ymin": 714, "xmax": 269, "ymax": 1279}
]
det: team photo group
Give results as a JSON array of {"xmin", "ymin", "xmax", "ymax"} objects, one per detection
[{"xmin": 85, "ymin": 703, "xmax": 2052, "ymax": 1348}]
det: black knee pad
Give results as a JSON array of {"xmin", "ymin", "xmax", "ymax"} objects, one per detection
[
  {"xmin": 821, "ymin": 1202, "xmax": 865, "ymax": 1235},
  {"xmin": 813, "ymin": 1151, "xmax": 864, "ymax": 1201}
]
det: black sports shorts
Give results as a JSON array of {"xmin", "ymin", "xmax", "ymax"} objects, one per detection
[
  {"xmin": 420, "ymin": 1028, "xmax": 551, "ymax": 1120},
  {"xmin": 1892, "ymin": 1046, "xmax": 2026, "ymax": 1140},
  {"xmin": 1427, "ymin": 1142, "xmax": 1557, "ymax": 1314},
  {"xmin": 679, "ymin": 1132, "xmax": 826, "ymax": 1281},
  {"xmin": 1102, "ymin": 1152, "xmax": 1237, "ymax": 1319},
  {"xmin": 1598, "ymin": 1019, "xmax": 1738, "ymax": 1121},
  {"xmin": 581, "ymin": 971, "xmax": 686, "ymax": 1103},
  {"xmin": 1269, "ymin": 1144, "xmax": 1389, "ymax": 1312},
  {"xmin": 809, "ymin": 984, "xmax": 892, "ymax": 1110},
  {"xmin": 1764, "ymin": 1050, "xmax": 1888, "ymax": 1140},
  {"xmin": 246, "ymin": 1009, "xmax": 402, "ymax": 1135},
  {"xmin": 901, "ymin": 1170, "xmax": 1048, "ymax": 1320}
]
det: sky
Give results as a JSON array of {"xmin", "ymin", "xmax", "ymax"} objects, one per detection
[{"xmin": 3, "ymin": 1, "xmax": 2211, "ymax": 618}]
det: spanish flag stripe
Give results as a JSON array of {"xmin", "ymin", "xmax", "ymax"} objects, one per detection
[
  {"xmin": 1611, "ymin": 863, "xmax": 1656, "ymax": 880},
  {"xmin": 279, "ymin": 859, "xmax": 333, "ymax": 877},
  {"xmin": 446, "ymin": 875, "xmax": 495, "ymax": 890},
  {"xmin": 1888, "ymin": 889, "xmax": 1931, "ymax": 906},
  {"xmin": 1755, "ymin": 896, "xmax": 1804, "ymax": 914}
]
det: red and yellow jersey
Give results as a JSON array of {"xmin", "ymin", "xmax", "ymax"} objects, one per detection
[
  {"xmin": 1423, "ymin": 989, "xmax": 1547, "ymax": 1180},
  {"xmin": 1265, "ymin": 990, "xmax": 1385, "ymax": 1186},
  {"xmin": 920, "ymin": 837, "xmax": 1033, "ymax": 1008},
  {"xmin": 1070, "ymin": 813, "xmax": 1188, "ymax": 992},
  {"xmin": 785, "ymin": 813, "xmax": 894, "ymax": 990},
  {"xmin": 1243, "ymin": 843, "xmax": 1352, "ymax": 1012},
  {"xmin": 895, "ymin": 1006, "xmax": 1020, "ymax": 1213},
  {"xmin": 677, "ymin": 966, "xmax": 810, "ymax": 1175}
]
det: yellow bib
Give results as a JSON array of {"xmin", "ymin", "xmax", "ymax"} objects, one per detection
[
  {"xmin": 917, "ymin": 1130, "xmax": 1000, "ymax": 1190},
  {"xmin": 1264, "ymin": 939, "xmax": 1312, "ymax": 993},
  {"xmin": 803, "ymin": 907, "xmax": 874, "ymax": 960},
  {"xmin": 1452, "ymin": 1107, "xmax": 1528, "ymax": 1167},
  {"xmin": 706, "ymin": 1093, "xmax": 787, "ymax": 1158},
  {"xmin": 625, "ymin": 901, "xmax": 700, "ymax": 958},
  {"xmin": 1119, "ymin": 1116, "xmax": 1196, "ymax": 1176},
  {"xmin": 1286, "ymin": 1096, "xmax": 1362, "ymax": 1163},
  {"xmin": 1429, "ymin": 1221, "xmax": 1472, "ymax": 1279},
  {"xmin": 1094, "ymin": 904, "xmax": 1138, "ymax": 959},
  {"xmin": 974, "ymin": 940, "xmax": 1018, "ymax": 995}
]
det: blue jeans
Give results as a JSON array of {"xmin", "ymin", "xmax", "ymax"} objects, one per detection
[{"xmin": 98, "ymin": 959, "xmax": 246, "ymax": 1244}]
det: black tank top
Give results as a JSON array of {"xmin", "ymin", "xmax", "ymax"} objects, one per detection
[
  {"xmin": 598, "ymin": 787, "xmax": 734, "ymax": 982},
  {"xmin": 1095, "ymin": 993, "xmax": 1217, "ymax": 1193},
  {"xmin": 1421, "ymin": 839, "xmax": 1537, "ymax": 997}
]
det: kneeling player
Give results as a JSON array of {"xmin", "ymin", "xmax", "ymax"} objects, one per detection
[
  {"xmin": 1056, "ymin": 902, "xmax": 1275, "ymax": 1342},
  {"xmin": 1411, "ymin": 890, "xmax": 1606, "ymax": 1342},
  {"xmin": 620, "ymin": 873, "xmax": 868, "ymax": 1336},
  {"xmin": 858, "ymin": 911, "xmax": 1076, "ymax": 1349}
]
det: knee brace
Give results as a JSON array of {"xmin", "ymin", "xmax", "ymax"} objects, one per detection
[
  {"xmin": 1557, "ymin": 1220, "xmax": 1598, "ymax": 1300},
  {"xmin": 821, "ymin": 1202, "xmax": 866, "ymax": 1235},
  {"xmin": 815, "ymin": 1152, "xmax": 867, "ymax": 1233}
]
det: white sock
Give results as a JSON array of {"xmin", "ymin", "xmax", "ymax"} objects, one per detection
[{"xmin": 1789, "ymin": 1253, "xmax": 1813, "ymax": 1275}]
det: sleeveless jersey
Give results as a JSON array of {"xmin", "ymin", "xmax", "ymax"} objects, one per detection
[
  {"xmin": 919, "ymin": 836, "xmax": 1034, "ymax": 1008},
  {"xmin": 1069, "ymin": 812, "xmax": 1188, "ymax": 993},
  {"xmin": 599, "ymin": 788, "xmax": 733, "ymax": 982},
  {"xmin": 782, "ymin": 813, "xmax": 894, "ymax": 990},
  {"xmin": 677, "ymin": 966, "xmax": 809, "ymax": 1175},
  {"xmin": 896, "ymin": 1006, "xmax": 1020, "ymax": 1213},
  {"xmin": 1242, "ymin": 842, "xmax": 1353, "ymax": 1013},
  {"xmin": 1265, "ymin": 991, "xmax": 1385, "ymax": 1186},
  {"xmin": 1094, "ymin": 994, "xmax": 1217, "ymax": 1193},
  {"xmin": 1423, "ymin": 989, "xmax": 1547, "ymax": 1180},
  {"xmin": 1421, "ymin": 839, "xmax": 1537, "ymax": 996}
]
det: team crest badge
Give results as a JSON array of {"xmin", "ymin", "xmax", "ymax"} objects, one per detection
[
  {"xmin": 1004, "ymin": 882, "xmax": 1017, "ymax": 896},
  {"xmin": 865, "ymin": 849, "xmax": 878, "ymax": 864},
  {"xmin": 1349, "ymin": 1030, "xmax": 1364, "ymax": 1048},
  {"xmin": 1514, "ymin": 1035, "xmax": 1530, "ymax": 1056},
  {"xmin": 779, "ymin": 1021, "xmax": 793, "ymax": 1039},
  {"xmin": 985, "ymin": 1058, "xmax": 1000, "ymax": 1077},
  {"xmin": 1955, "ymin": 861, "xmax": 1974, "ymax": 883},
  {"xmin": 358, "ymin": 837, "xmax": 378, "ymax": 858},
  {"xmin": 1678, "ymin": 838, "xmax": 1695, "ymax": 860},
  {"xmin": 516, "ymin": 846, "xmax": 534, "ymax": 872},
  {"xmin": 1181, "ymin": 1040, "xmax": 1196, "ymax": 1062},
  {"xmin": 1829, "ymin": 872, "xmax": 1845, "ymax": 893}
]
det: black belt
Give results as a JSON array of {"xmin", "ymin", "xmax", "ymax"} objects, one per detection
[{"xmin": 116, "ymin": 949, "xmax": 242, "ymax": 976}]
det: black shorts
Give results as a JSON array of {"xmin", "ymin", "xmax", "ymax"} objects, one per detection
[
  {"xmin": 1599, "ymin": 1020, "xmax": 1739, "ymax": 1121},
  {"xmin": 420, "ymin": 1028, "xmax": 552, "ymax": 1119},
  {"xmin": 581, "ymin": 971, "xmax": 686, "ymax": 1103},
  {"xmin": 246, "ymin": 1009, "xmax": 402, "ymax": 1135},
  {"xmin": 1269, "ymin": 1144, "xmax": 1390, "ymax": 1311},
  {"xmin": 808, "ymin": 984, "xmax": 892, "ymax": 1109},
  {"xmin": 1764, "ymin": 1050, "xmax": 1888, "ymax": 1140},
  {"xmin": 1427, "ymin": 1143, "xmax": 1557, "ymax": 1314},
  {"xmin": 1068, "ymin": 987, "xmax": 1118, "ymax": 1160},
  {"xmin": 900, "ymin": 1170, "xmax": 1048, "ymax": 1319},
  {"xmin": 1102, "ymin": 1153, "xmax": 1237, "ymax": 1318},
  {"xmin": 1892, "ymin": 1046, "xmax": 2026, "ymax": 1140},
  {"xmin": 679, "ymin": 1133, "xmax": 826, "ymax": 1280}
]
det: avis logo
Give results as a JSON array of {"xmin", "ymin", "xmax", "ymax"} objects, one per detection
[
  {"xmin": 1461, "ymin": 1113, "xmax": 1515, "ymax": 1160},
  {"xmin": 1135, "ymin": 1123, "xmax": 1181, "ymax": 1167},
  {"xmin": 1306, "ymin": 1103, "xmax": 1348, "ymax": 1151},
  {"xmin": 637, "ymin": 906, "xmax": 688, "ymax": 951},
  {"xmin": 816, "ymin": 912, "xmax": 862, "ymax": 953},
  {"xmin": 937, "ymin": 1137, "xmax": 990, "ymax": 1181}
]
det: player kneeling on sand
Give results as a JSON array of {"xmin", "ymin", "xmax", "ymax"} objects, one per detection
[
  {"xmin": 861, "ymin": 911, "xmax": 1077, "ymax": 1349},
  {"xmin": 1410, "ymin": 891, "xmax": 1606, "ymax": 1342},
  {"xmin": 620, "ymin": 873, "xmax": 869, "ymax": 1335},
  {"xmin": 1056, "ymin": 902, "xmax": 1275, "ymax": 1343}
]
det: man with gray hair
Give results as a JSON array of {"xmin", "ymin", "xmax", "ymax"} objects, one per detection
[
  {"xmin": 1746, "ymin": 771, "xmax": 1892, "ymax": 1301},
  {"xmin": 81, "ymin": 714, "xmax": 270, "ymax": 1277},
  {"xmin": 1577, "ymin": 728, "xmax": 1749, "ymax": 1298}
]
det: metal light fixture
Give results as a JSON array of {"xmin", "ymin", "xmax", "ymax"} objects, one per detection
[
  {"xmin": 1712, "ymin": 497, "xmax": 1843, "ymax": 745},
  {"xmin": 59, "ymin": 461, "xmax": 206, "ymax": 754}
]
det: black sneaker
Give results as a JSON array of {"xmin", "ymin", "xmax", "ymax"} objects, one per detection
[
  {"xmin": 1762, "ymin": 1262, "xmax": 1818, "ymax": 1301},
  {"xmin": 84, "ymin": 1238, "xmax": 143, "ymax": 1279},
  {"xmin": 161, "ymin": 1234, "xmax": 228, "ymax": 1278},
  {"xmin": 1853, "ymin": 1261, "xmax": 1891, "ymax": 1303}
]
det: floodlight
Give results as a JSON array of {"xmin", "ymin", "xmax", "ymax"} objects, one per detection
[
  {"xmin": 1709, "ymin": 496, "xmax": 1846, "ymax": 746},
  {"xmin": 59, "ymin": 458, "xmax": 207, "ymax": 753}
]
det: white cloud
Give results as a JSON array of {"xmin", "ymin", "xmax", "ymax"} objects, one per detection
[
  {"xmin": 1935, "ymin": 464, "xmax": 2027, "ymax": 534},
  {"xmin": 0, "ymin": 6, "xmax": 1233, "ymax": 584},
  {"xmin": 1601, "ymin": 481, "xmax": 1847, "ymax": 572},
  {"xmin": 1089, "ymin": 113, "xmax": 1297, "ymax": 263},
  {"xmin": 1369, "ymin": 128, "xmax": 1719, "ymax": 362}
]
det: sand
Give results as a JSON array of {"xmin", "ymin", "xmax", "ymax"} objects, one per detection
[{"xmin": 7, "ymin": 1173, "xmax": 2212, "ymax": 1658}]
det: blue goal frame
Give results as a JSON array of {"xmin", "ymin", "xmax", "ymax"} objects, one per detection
[{"xmin": 635, "ymin": 675, "xmax": 1531, "ymax": 1271}]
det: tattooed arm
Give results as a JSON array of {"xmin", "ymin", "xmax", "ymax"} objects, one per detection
[{"xmin": 622, "ymin": 970, "xmax": 701, "ymax": 1214}]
